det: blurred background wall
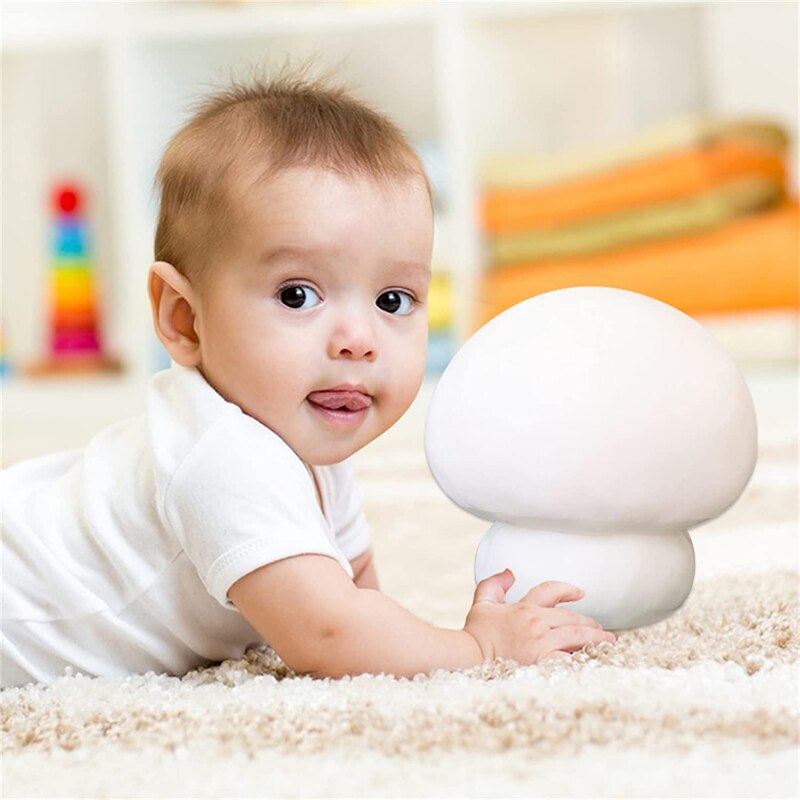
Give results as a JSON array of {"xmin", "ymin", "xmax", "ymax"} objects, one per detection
[{"xmin": 1, "ymin": 0, "xmax": 798, "ymax": 464}]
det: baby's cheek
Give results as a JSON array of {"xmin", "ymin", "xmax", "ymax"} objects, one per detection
[{"xmin": 396, "ymin": 362, "xmax": 426, "ymax": 417}]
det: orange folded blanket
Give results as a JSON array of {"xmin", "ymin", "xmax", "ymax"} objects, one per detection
[
  {"xmin": 473, "ymin": 203, "xmax": 799, "ymax": 332},
  {"xmin": 482, "ymin": 138, "xmax": 787, "ymax": 235}
]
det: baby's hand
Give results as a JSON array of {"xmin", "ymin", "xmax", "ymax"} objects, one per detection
[{"xmin": 463, "ymin": 568, "xmax": 616, "ymax": 665}]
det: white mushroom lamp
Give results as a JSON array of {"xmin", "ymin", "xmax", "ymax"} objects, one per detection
[{"xmin": 424, "ymin": 287, "xmax": 757, "ymax": 631}]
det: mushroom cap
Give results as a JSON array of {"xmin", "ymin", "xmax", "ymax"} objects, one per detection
[{"xmin": 424, "ymin": 287, "xmax": 758, "ymax": 532}]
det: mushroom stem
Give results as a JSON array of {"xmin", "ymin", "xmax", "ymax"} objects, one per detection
[{"xmin": 474, "ymin": 522, "xmax": 696, "ymax": 631}]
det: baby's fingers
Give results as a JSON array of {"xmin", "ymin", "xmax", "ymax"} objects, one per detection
[
  {"xmin": 519, "ymin": 581, "xmax": 585, "ymax": 608},
  {"xmin": 546, "ymin": 608, "xmax": 605, "ymax": 630},
  {"xmin": 539, "ymin": 651, "xmax": 572, "ymax": 664},
  {"xmin": 538, "ymin": 625, "xmax": 616, "ymax": 660}
]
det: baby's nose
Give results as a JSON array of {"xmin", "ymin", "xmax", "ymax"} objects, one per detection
[
  {"xmin": 335, "ymin": 341, "xmax": 375, "ymax": 360},
  {"xmin": 328, "ymin": 319, "xmax": 377, "ymax": 361}
]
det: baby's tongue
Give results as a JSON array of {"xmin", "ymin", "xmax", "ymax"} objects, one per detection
[{"xmin": 308, "ymin": 391, "xmax": 371, "ymax": 411}]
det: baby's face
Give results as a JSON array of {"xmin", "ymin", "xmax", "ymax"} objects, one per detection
[{"xmin": 194, "ymin": 166, "xmax": 433, "ymax": 465}]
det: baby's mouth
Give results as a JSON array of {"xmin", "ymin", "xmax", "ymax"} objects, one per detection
[
  {"xmin": 306, "ymin": 390, "xmax": 372, "ymax": 412},
  {"xmin": 306, "ymin": 389, "xmax": 372, "ymax": 429}
]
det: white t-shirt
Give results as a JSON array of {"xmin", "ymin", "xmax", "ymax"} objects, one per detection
[{"xmin": 1, "ymin": 364, "xmax": 371, "ymax": 689}]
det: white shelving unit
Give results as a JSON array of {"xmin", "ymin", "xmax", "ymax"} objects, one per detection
[{"xmin": 2, "ymin": 0, "xmax": 797, "ymax": 464}]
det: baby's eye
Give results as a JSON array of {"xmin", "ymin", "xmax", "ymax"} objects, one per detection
[
  {"xmin": 278, "ymin": 284, "xmax": 322, "ymax": 310},
  {"xmin": 376, "ymin": 290, "xmax": 415, "ymax": 316}
]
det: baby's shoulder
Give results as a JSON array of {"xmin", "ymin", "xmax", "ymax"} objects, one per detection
[
  {"xmin": 147, "ymin": 366, "xmax": 303, "ymax": 481},
  {"xmin": 167, "ymin": 411, "xmax": 310, "ymax": 500}
]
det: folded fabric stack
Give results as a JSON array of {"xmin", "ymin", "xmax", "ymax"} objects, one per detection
[{"xmin": 475, "ymin": 115, "xmax": 799, "ymax": 331}]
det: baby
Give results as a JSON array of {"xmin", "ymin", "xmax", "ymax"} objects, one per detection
[{"xmin": 0, "ymin": 69, "xmax": 615, "ymax": 689}]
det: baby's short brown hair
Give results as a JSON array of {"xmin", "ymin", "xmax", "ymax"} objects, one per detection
[{"xmin": 153, "ymin": 61, "xmax": 432, "ymax": 286}]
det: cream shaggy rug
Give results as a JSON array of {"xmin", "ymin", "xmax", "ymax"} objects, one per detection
[{"xmin": 2, "ymin": 367, "xmax": 798, "ymax": 798}]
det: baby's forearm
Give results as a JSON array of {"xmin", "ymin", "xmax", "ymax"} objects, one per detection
[{"xmin": 308, "ymin": 588, "xmax": 483, "ymax": 679}]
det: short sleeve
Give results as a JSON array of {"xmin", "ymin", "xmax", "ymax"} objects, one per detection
[
  {"xmin": 163, "ymin": 414, "xmax": 352, "ymax": 611},
  {"xmin": 324, "ymin": 459, "xmax": 372, "ymax": 561}
]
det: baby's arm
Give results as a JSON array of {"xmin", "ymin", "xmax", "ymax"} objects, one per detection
[
  {"xmin": 228, "ymin": 555, "xmax": 615, "ymax": 677},
  {"xmin": 227, "ymin": 554, "xmax": 481, "ymax": 679},
  {"xmin": 349, "ymin": 547, "xmax": 379, "ymax": 590}
]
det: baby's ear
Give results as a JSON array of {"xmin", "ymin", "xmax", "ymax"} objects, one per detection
[{"xmin": 148, "ymin": 261, "xmax": 201, "ymax": 367}]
